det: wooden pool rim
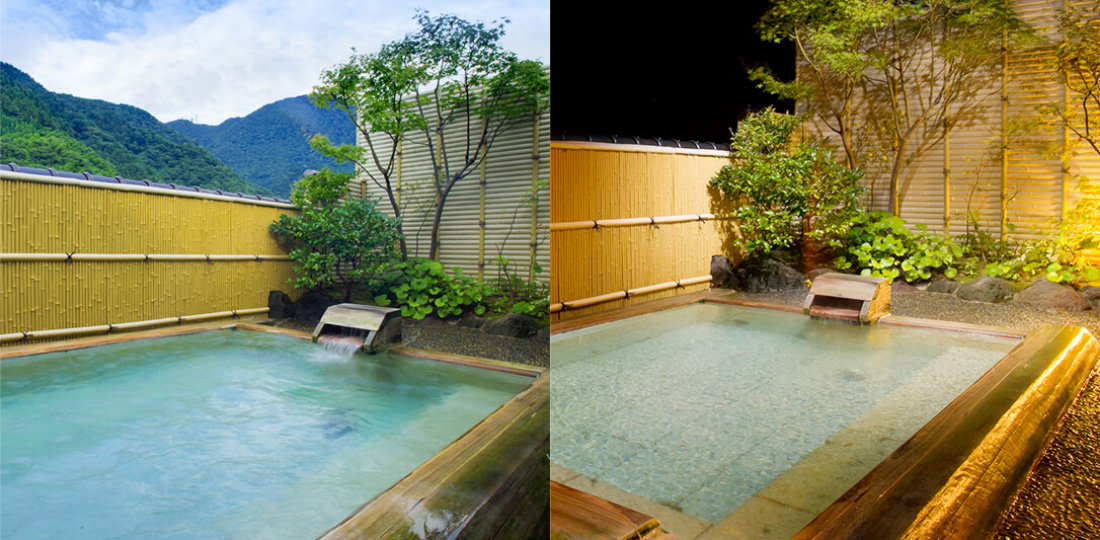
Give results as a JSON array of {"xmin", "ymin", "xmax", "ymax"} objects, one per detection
[
  {"xmin": 1, "ymin": 321, "xmax": 549, "ymax": 540},
  {"xmin": 549, "ymin": 291, "xmax": 1100, "ymax": 539}
]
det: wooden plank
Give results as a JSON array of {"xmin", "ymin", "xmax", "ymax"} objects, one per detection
[
  {"xmin": 317, "ymin": 375, "xmax": 549, "ymax": 540},
  {"xmin": 550, "ymin": 481, "xmax": 667, "ymax": 540},
  {"xmin": 794, "ymin": 325, "xmax": 1099, "ymax": 539}
]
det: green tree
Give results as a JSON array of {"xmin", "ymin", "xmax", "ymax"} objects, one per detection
[
  {"xmin": 1041, "ymin": 3, "xmax": 1100, "ymax": 280},
  {"xmin": 0, "ymin": 130, "xmax": 118, "ymax": 175},
  {"xmin": 710, "ymin": 108, "xmax": 864, "ymax": 269},
  {"xmin": 310, "ymin": 10, "xmax": 549, "ymax": 261},
  {"xmin": 269, "ymin": 169, "xmax": 400, "ymax": 301},
  {"xmin": 754, "ymin": 0, "xmax": 1027, "ymax": 214}
]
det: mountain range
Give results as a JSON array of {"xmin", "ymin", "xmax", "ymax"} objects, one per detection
[
  {"xmin": 0, "ymin": 62, "xmax": 269, "ymax": 196},
  {"xmin": 1, "ymin": 62, "xmax": 356, "ymax": 198},
  {"xmin": 168, "ymin": 96, "xmax": 354, "ymax": 198}
]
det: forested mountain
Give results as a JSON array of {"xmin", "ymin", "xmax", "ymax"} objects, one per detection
[
  {"xmin": 168, "ymin": 96, "xmax": 355, "ymax": 197},
  {"xmin": 0, "ymin": 62, "xmax": 271, "ymax": 196}
]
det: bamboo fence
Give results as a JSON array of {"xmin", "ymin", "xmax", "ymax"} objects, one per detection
[
  {"xmin": 550, "ymin": 141, "xmax": 739, "ymax": 321},
  {"xmin": 1, "ymin": 170, "xmax": 300, "ymax": 344},
  {"xmin": 800, "ymin": 0, "xmax": 1099, "ymax": 268}
]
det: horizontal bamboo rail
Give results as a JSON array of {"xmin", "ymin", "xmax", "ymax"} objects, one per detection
[
  {"xmin": 0, "ymin": 307, "xmax": 270, "ymax": 343},
  {"xmin": 0, "ymin": 170, "xmax": 295, "ymax": 208},
  {"xmin": 550, "ymin": 275, "xmax": 712, "ymax": 313},
  {"xmin": 0, "ymin": 253, "xmax": 292, "ymax": 262},
  {"xmin": 551, "ymin": 213, "xmax": 731, "ymax": 231}
]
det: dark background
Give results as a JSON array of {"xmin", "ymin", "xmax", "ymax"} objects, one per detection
[{"xmin": 550, "ymin": 3, "xmax": 794, "ymax": 144}]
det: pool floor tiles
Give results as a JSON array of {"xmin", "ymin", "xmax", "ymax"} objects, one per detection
[
  {"xmin": 550, "ymin": 345, "xmax": 990, "ymax": 539},
  {"xmin": 554, "ymin": 417, "xmax": 913, "ymax": 540}
]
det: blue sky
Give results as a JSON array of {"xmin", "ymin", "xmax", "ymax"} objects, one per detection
[{"xmin": 1, "ymin": 0, "xmax": 550, "ymax": 125}]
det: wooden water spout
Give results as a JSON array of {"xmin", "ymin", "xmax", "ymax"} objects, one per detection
[
  {"xmin": 803, "ymin": 274, "xmax": 890, "ymax": 324},
  {"xmin": 311, "ymin": 304, "xmax": 402, "ymax": 354}
]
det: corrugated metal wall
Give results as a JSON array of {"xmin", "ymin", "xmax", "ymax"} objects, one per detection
[
  {"xmin": 1, "ymin": 175, "xmax": 299, "ymax": 340},
  {"xmin": 550, "ymin": 142, "xmax": 737, "ymax": 321},
  {"xmin": 354, "ymin": 75, "xmax": 551, "ymax": 284},
  {"xmin": 804, "ymin": 0, "xmax": 1098, "ymax": 265}
]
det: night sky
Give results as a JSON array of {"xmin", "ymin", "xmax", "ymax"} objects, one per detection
[{"xmin": 550, "ymin": 2, "xmax": 794, "ymax": 144}]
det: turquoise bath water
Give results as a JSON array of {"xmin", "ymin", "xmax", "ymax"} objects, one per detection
[
  {"xmin": 1, "ymin": 329, "xmax": 530, "ymax": 540},
  {"xmin": 550, "ymin": 303, "xmax": 1019, "ymax": 524}
]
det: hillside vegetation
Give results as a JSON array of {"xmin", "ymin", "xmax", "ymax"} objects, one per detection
[
  {"xmin": 169, "ymin": 96, "xmax": 354, "ymax": 197},
  {"xmin": 0, "ymin": 62, "xmax": 271, "ymax": 196}
]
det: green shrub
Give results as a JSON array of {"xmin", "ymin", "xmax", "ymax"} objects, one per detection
[
  {"xmin": 831, "ymin": 212, "xmax": 962, "ymax": 282},
  {"xmin": 370, "ymin": 258, "xmax": 488, "ymax": 320},
  {"xmin": 710, "ymin": 108, "xmax": 863, "ymax": 264},
  {"xmin": 268, "ymin": 169, "xmax": 399, "ymax": 300},
  {"xmin": 484, "ymin": 256, "xmax": 550, "ymax": 320}
]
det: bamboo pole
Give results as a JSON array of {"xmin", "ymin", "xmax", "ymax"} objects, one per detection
[
  {"xmin": 1001, "ymin": 29, "xmax": 1010, "ymax": 241},
  {"xmin": 549, "ymin": 275, "xmax": 713, "ymax": 313},
  {"xmin": 550, "ymin": 214, "xmax": 726, "ymax": 232},
  {"xmin": 0, "ymin": 171, "xmax": 294, "ymax": 209},
  {"xmin": 479, "ymin": 115, "xmax": 488, "ymax": 281},
  {"xmin": 529, "ymin": 114, "xmax": 540, "ymax": 282},
  {"xmin": 0, "ymin": 307, "xmax": 271, "ymax": 344},
  {"xmin": 0, "ymin": 253, "xmax": 291, "ymax": 262},
  {"xmin": 944, "ymin": 114, "xmax": 952, "ymax": 236}
]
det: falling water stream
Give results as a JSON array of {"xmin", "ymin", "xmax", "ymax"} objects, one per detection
[{"xmin": 317, "ymin": 328, "xmax": 369, "ymax": 355}]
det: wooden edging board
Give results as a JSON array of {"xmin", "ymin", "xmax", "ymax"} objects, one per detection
[
  {"xmin": 793, "ymin": 324, "xmax": 1100, "ymax": 539},
  {"xmin": 317, "ymin": 375, "xmax": 549, "ymax": 540}
]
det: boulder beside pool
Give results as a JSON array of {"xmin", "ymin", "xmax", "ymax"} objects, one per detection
[
  {"xmin": 1012, "ymin": 279, "xmax": 1093, "ymax": 312},
  {"xmin": 956, "ymin": 276, "xmax": 1015, "ymax": 303}
]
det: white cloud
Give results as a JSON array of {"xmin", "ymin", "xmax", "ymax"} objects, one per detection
[{"xmin": 5, "ymin": 0, "xmax": 549, "ymax": 125}]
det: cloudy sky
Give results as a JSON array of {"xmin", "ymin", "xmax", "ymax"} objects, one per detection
[{"xmin": 1, "ymin": 0, "xmax": 550, "ymax": 125}]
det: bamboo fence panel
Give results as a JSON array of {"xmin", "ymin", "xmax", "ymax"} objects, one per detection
[
  {"xmin": 1, "ymin": 175, "xmax": 299, "ymax": 342},
  {"xmin": 800, "ymin": 0, "xmax": 1098, "ymax": 268},
  {"xmin": 550, "ymin": 142, "xmax": 737, "ymax": 321},
  {"xmin": 355, "ymin": 69, "xmax": 550, "ymax": 283}
]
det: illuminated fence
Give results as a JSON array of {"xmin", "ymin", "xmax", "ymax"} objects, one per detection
[
  {"xmin": 1, "ymin": 166, "xmax": 300, "ymax": 344},
  {"xmin": 550, "ymin": 141, "xmax": 739, "ymax": 321}
]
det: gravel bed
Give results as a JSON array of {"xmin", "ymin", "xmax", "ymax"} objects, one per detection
[
  {"xmin": 732, "ymin": 289, "xmax": 1099, "ymax": 337},
  {"xmin": 265, "ymin": 316, "xmax": 548, "ymax": 367}
]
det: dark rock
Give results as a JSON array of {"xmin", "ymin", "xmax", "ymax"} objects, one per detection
[
  {"xmin": 536, "ymin": 325, "xmax": 551, "ymax": 343},
  {"xmin": 736, "ymin": 256, "xmax": 807, "ymax": 293},
  {"xmin": 1012, "ymin": 279, "xmax": 1092, "ymax": 312},
  {"xmin": 891, "ymin": 280, "xmax": 918, "ymax": 294},
  {"xmin": 956, "ymin": 276, "xmax": 1015, "ymax": 303},
  {"xmin": 806, "ymin": 268, "xmax": 836, "ymax": 283},
  {"xmin": 928, "ymin": 279, "xmax": 961, "ymax": 294},
  {"xmin": 267, "ymin": 290, "xmax": 295, "ymax": 319},
  {"xmin": 457, "ymin": 313, "xmax": 486, "ymax": 328},
  {"xmin": 294, "ymin": 290, "xmax": 341, "ymax": 322},
  {"xmin": 710, "ymin": 254, "xmax": 739, "ymax": 289},
  {"xmin": 1081, "ymin": 286, "xmax": 1100, "ymax": 311},
  {"xmin": 483, "ymin": 312, "xmax": 540, "ymax": 338}
]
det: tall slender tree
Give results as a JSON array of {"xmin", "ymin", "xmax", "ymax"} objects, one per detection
[
  {"xmin": 310, "ymin": 11, "xmax": 549, "ymax": 261},
  {"xmin": 754, "ymin": 0, "xmax": 1027, "ymax": 214}
]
